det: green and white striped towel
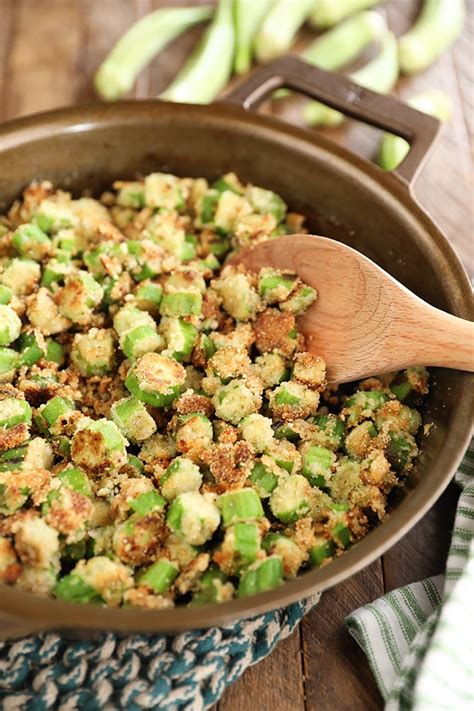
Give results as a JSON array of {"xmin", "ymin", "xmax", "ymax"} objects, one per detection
[{"xmin": 346, "ymin": 440, "xmax": 474, "ymax": 710}]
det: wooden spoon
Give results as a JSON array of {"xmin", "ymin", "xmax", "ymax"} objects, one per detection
[{"xmin": 231, "ymin": 234, "xmax": 474, "ymax": 384}]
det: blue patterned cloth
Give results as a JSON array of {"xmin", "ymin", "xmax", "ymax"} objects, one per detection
[{"xmin": 0, "ymin": 596, "xmax": 317, "ymax": 710}]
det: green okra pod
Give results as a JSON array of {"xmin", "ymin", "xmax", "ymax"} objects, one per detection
[
  {"xmin": 398, "ymin": 0, "xmax": 465, "ymax": 75},
  {"xmin": 254, "ymin": 0, "xmax": 314, "ymax": 63},
  {"xmin": 309, "ymin": 0, "xmax": 380, "ymax": 29},
  {"xmin": 234, "ymin": 0, "xmax": 274, "ymax": 75},
  {"xmin": 378, "ymin": 90, "xmax": 452, "ymax": 171},
  {"xmin": 160, "ymin": 0, "xmax": 234, "ymax": 104},
  {"xmin": 94, "ymin": 5, "xmax": 213, "ymax": 100}
]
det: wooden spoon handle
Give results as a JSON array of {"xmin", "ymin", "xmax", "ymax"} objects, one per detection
[{"xmin": 402, "ymin": 306, "xmax": 474, "ymax": 372}]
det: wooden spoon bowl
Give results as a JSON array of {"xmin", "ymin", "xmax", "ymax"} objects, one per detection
[{"xmin": 231, "ymin": 234, "xmax": 474, "ymax": 384}]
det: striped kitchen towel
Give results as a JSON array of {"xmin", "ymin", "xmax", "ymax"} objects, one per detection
[{"xmin": 346, "ymin": 440, "xmax": 474, "ymax": 710}]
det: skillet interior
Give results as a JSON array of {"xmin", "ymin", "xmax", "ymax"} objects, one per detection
[{"xmin": 0, "ymin": 101, "xmax": 471, "ymax": 635}]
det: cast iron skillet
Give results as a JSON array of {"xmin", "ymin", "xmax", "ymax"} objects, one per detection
[{"xmin": 0, "ymin": 58, "xmax": 472, "ymax": 639}]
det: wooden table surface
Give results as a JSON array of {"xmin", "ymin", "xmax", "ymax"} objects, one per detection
[{"xmin": 0, "ymin": 1, "xmax": 472, "ymax": 708}]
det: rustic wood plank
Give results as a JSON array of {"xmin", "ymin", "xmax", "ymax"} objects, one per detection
[
  {"xmin": 453, "ymin": 1, "xmax": 474, "ymax": 151},
  {"xmin": 2, "ymin": 0, "xmax": 84, "ymax": 119},
  {"xmin": 302, "ymin": 562, "xmax": 384, "ymax": 711},
  {"xmin": 0, "ymin": 0, "xmax": 14, "ymax": 122},
  {"xmin": 219, "ymin": 626, "xmax": 305, "ymax": 711}
]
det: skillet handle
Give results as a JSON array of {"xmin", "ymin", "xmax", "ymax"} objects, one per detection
[{"xmin": 223, "ymin": 56, "xmax": 440, "ymax": 187}]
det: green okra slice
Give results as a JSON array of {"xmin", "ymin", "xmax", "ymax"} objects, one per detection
[
  {"xmin": 167, "ymin": 491, "xmax": 220, "ymax": 545},
  {"xmin": 160, "ymin": 456, "xmax": 202, "ymax": 501},
  {"xmin": 270, "ymin": 474, "xmax": 312, "ymax": 524},
  {"xmin": 0, "ymin": 306, "xmax": 21, "ymax": 347},
  {"xmin": 111, "ymin": 396, "xmax": 157, "ymax": 443},
  {"xmin": 302, "ymin": 445, "xmax": 336, "ymax": 488},
  {"xmin": 0, "ymin": 398, "xmax": 32, "ymax": 428},
  {"xmin": 237, "ymin": 556, "xmax": 283, "ymax": 597},
  {"xmin": 138, "ymin": 559, "xmax": 179, "ymax": 594},
  {"xmin": 125, "ymin": 352, "xmax": 186, "ymax": 408},
  {"xmin": 219, "ymin": 488, "xmax": 264, "ymax": 526}
]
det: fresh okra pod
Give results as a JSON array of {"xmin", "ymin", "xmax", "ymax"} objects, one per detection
[
  {"xmin": 94, "ymin": 5, "xmax": 213, "ymax": 100},
  {"xmin": 234, "ymin": 0, "xmax": 274, "ymax": 75},
  {"xmin": 398, "ymin": 0, "xmax": 465, "ymax": 75},
  {"xmin": 303, "ymin": 30, "xmax": 398, "ymax": 127},
  {"xmin": 160, "ymin": 0, "xmax": 234, "ymax": 104},
  {"xmin": 309, "ymin": 0, "xmax": 380, "ymax": 29},
  {"xmin": 255, "ymin": 0, "xmax": 314, "ymax": 63},
  {"xmin": 378, "ymin": 90, "xmax": 452, "ymax": 171},
  {"xmin": 302, "ymin": 10, "xmax": 386, "ymax": 71}
]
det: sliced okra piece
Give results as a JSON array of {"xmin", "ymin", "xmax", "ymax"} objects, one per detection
[
  {"xmin": 41, "ymin": 259, "xmax": 72, "ymax": 289},
  {"xmin": 35, "ymin": 396, "xmax": 75, "ymax": 433},
  {"xmin": 309, "ymin": 538, "xmax": 336, "ymax": 567},
  {"xmin": 18, "ymin": 330, "xmax": 46, "ymax": 367},
  {"xmin": 71, "ymin": 418, "xmax": 127, "ymax": 472},
  {"xmin": 0, "ymin": 285, "xmax": 13, "ymax": 305},
  {"xmin": 45, "ymin": 339, "xmax": 65, "ymax": 365},
  {"xmin": 191, "ymin": 565, "xmax": 233, "ymax": 606},
  {"xmin": 311, "ymin": 413, "xmax": 345, "ymax": 451},
  {"xmin": 0, "ymin": 305, "xmax": 22, "ymax": 347},
  {"xmin": 138, "ymin": 559, "xmax": 179, "ymax": 593},
  {"xmin": 385, "ymin": 431, "xmax": 418, "ymax": 473},
  {"xmin": 113, "ymin": 304, "xmax": 155, "ymax": 337},
  {"xmin": 302, "ymin": 445, "xmax": 336, "ymax": 488},
  {"xmin": 58, "ymin": 467, "xmax": 93, "ymax": 497},
  {"xmin": 134, "ymin": 282, "xmax": 163, "ymax": 313},
  {"xmin": 237, "ymin": 556, "xmax": 283, "ymax": 598},
  {"xmin": 120, "ymin": 324, "xmax": 163, "ymax": 361},
  {"xmin": 249, "ymin": 461, "xmax": 279, "ymax": 499},
  {"xmin": 0, "ymin": 398, "xmax": 32, "ymax": 429},
  {"xmin": 343, "ymin": 390, "xmax": 388, "ymax": 426},
  {"xmin": 125, "ymin": 352, "xmax": 186, "ymax": 407},
  {"xmin": 115, "ymin": 181, "xmax": 145, "ymax": 209},
  {"xmin": 160, "ymin": 317, "xmax": 198, "ymax": 362},
  {"xmin": 57, "ymin": 271, "xmax": 104, "ymax": 324},
  {"xmin": 71, "ymin": 330, "xmax": 116, "ymax": 377},
  {"xmin": 160, "ymin": 456, "xmax": 202, "ymax": 501},
  {"xmin": 216, "ymin": 522, "xmax": 262, "ymax": 574},
  {"xmin": 111, "ymin": 396, "xmax": 157, "ymax": 443},
  {"xmin": 270, "ymin": 474, "xmax": 312, "ymax": 524},
  {"xmin": 262, "ymin": 532, "xmax": 306, "ymax": 578},
  {"xmin": 11, "ymin": 223, "xmax": 51, "ymax": 260},
  {"xmin": 0, "ymin": 348, "xmax": 19, "ymax": 383},
  {"xmin": 344, "ymin": 421, "xmax": 378, "ymax": 460},
  {"xmin": 258, "ymin": 269, "xmax": 296, "ymax": 303},
  {"xmin": 130, "ymin": 489, "xmax": 166, "ymax": 516},
  {"xmin": 246, "ymin": 186, "xmax": 287, "ymax": 222},
  {"xmin": 160, "ymin": 291, "xmax": 202, "ymax": 317},
  {"xmin": 167, "ymin": 491, "xmax": 220, "ymax": 545},
  {"xmin": 219, "ymin": 488, "xmax": 264, "ymax": 527},
  {"xmin": 54, "ymin": 574, "xmax": 103, "ymax": 604}
]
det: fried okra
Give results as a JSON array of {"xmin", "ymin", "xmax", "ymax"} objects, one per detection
[{"xmin": 0, "ymin": 172, "xmax": 429, "ymax": 608}]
